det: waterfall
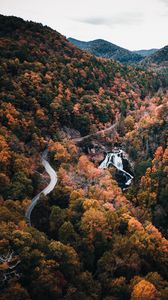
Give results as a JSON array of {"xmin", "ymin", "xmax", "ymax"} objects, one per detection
[{"xmin": 99, "ymin": 149, "xmax": 133, "ymax": 187}]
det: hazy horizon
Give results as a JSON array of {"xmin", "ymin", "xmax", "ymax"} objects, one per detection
[
  {"xmin": 68, "ymin": 37, "xmax": 160, "ymax": 51},
  {"xmin": 0, "ymin": 0, "xmax": 168, "ymax": 50}
]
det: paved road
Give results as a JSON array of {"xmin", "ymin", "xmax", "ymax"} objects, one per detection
[
  {"xmin": 73, "ymin": 123, "xmax": 116, "ymax": 143},
  {"xmin": 25, "ymin": 150, "xmax": 58, "ymax": 226},
  {"xmin": 25, "ymin": 123, "xmax": 116, "ymax": 224}
]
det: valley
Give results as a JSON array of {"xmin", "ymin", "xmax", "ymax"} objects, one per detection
[{"xmin": 0, "ymin": 14, "xmax": 167, "ymax": 300}]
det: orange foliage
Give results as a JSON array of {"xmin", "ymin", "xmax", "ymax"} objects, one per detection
[
  {"xmin": 49, "ymin": 141, "xmax": 70, "ymax": 163},
  {"xmin": 81, "ymin": 207, "xmax": 108, "ymax": 239},
  {"xmin": 128, "ymin": 217, "xmax": 144, "ymax": 232},
  {"xmin": 0, "ymin": 102, "xmax": 19, "ymax": 128},
  {"xmin": 58, "ymin": 166, "xmax": 76, "ymax": 189},
  {"xmin": 77, "ymin": 155, "xmax": 102, "ymax": 181},
  {"xmin": 0, "ymin": 135, "xmax": 11, "ymax": 166},
  {"xmin": 131, "ymin": 279, "xmax": 160, "ymax": 300}
]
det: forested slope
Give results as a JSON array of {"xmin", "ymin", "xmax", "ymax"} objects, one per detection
[{"xmin": 0, "ymin": 15, "xmax": 168, "ymax": 300}]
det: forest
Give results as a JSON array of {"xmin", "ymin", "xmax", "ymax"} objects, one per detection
[{"xmin": 0, "ymin": 14, "xmax": 168, "ymax": 300}]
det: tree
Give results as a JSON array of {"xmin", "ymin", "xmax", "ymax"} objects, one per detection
[
  {"xmin": 49, "ymin": 206, "xmax": 66, "ymax": 236},
  {"xmin": 124, "ymin": 115, "xmax": 135, "ymax": 131},
  {"xmin": 0, "ymin": 250, "xmax": 20, "ymax": 287},
  {"xmin": 48, "ymin": 241, "xmax": 80, "ymax": 278},
  {"xmin": 49, "ymin": 141, "xmax": 70, "ymax": 163},
  {"xmin": 0, "ymin": 283, "xmax": 31, "ymax": 300},
  {"xmin": 10, "ymin": 171, "xmax": 33, "ymax": 200},
  {"xmin": 81, "ymin": 207, "xmax": 108, "ymax": 240},
  {"xmin": 0, "ymin": 172, "xmax": 10, "ymax": 196},
  {"xmin": 77, "ymin": 155, "xmax": 102, "ymax": 184},
  {"xmin": 59, "ymin": 221, "xmax": 78, "ymax": 246},
  {"xmin": 131, "ymin": 279, "xmax": 160, "ymax": 300},
  {"xmin": 0, "ymin": 135, "xmax": 11, "ymax": 170}
]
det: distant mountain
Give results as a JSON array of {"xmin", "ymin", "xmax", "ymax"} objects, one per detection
[
  {"xmin": 68, "ymin": 38, "xmax": 143, "ymax": 64},
  {"xmin": 140, "ymin": 45, "xmax": 168, "ymax": 72},
  {"xmin": 134, "ymin": 49, "xmax": 158, "ymax": 57},
  {"xmin": 143, "ymin": 45, "xmax": 168, "ymax": 64}
]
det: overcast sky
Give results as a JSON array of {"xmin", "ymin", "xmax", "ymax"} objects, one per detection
[{"xmin": 0, "ymin": 0, "xmax": 168, "ymax": 50}]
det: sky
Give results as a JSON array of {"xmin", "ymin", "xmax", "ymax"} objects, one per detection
[{"xmin": 0, "ymin": 0, "xmax": 168, "ymax": 50}]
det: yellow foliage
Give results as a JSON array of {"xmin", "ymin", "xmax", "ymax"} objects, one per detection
[
  {"xmin": 83, "ymin": 199, "xmax": 100, "ymax": 211},
  {"xmin": 49, "ymin": 141, "xmax": 70, "ymax": 162},
  {"xmin": 81, "ymin": 207, "xmax": 108, "ymax": 239},
  {"xmin": 124, "ymin": 115, "xmax": 135, "ymax": 131}
]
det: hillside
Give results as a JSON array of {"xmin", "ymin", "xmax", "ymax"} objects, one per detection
[
  {"xmin": 68, "ymin": 38, "xmax": 167, "ymax": 73},
  {"xmin": 68, "ymin": 37, "xmax": 143, "ymax": 64},
  {"xmin": 0, "ymin": 14, "xmax": 168, "ymax": 300},
  {"xmin": 144, "ymin": 45, "xmax": 168, "ymax": 64},
  {"xmin": 134, "ymin": 48, "xmax": 158, "ymax": 57},
  {"xmin": 140, "ymin": 45, "xmax": 168, "ymax": 73}
]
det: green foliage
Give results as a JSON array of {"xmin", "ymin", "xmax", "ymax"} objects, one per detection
[
  {"xmin": 59, "ymin": 221, "xmax": 78, "ymax": 246},
  {"xmin": 49, "ymin": 205, "xmax": 66, "ymax": 235},
  {"xmin": 135, "ymin": 159, "xmax": 152, "ymax": 178}
]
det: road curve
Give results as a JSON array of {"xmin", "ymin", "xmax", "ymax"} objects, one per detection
[
  {"xmin": 25, "ymin": 150, "xmax": 58, "ymax": 226},
  {"xmin": 73, "ymin": 123, "xmax": 116, "ymax": 143},
  {"xmin": 25, "ymin": 123, "xmax": 116, "ymax": 225}
]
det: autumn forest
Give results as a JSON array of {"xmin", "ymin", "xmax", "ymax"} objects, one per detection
[{"xmin": 0, "ymin": 14, "xmax": 168, "ymax": 300}]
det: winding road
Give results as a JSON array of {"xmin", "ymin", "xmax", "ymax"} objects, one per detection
[
  {"xmin": 73, "ymin": 123, "xmax": 116, "ymax": 143},
  {"xmin": 25, "ymin": 124, "xmax": 116, "ymax": 225},
  {"xmin": 25, "ymin": 150, "xmax": 58, "ymax": 226},
  {"xmin": 25, "ymin": 123, "xmax": 130, "ymax": 225}
]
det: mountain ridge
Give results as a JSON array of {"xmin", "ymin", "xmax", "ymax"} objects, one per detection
[
  {"xmin": 68, "ymin": 37, "xmax": 167, "ymax": 69},
  {"xmin": 68, "ymin": 37, "xmax": 144, "ymax": 64},
  {"xmin": 134, "ymin": 48, "xmax": 158, "ymax": 57},
  {"xmin": 140, "ymin": 45, "xmax": 168, "ymax": 72}
]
